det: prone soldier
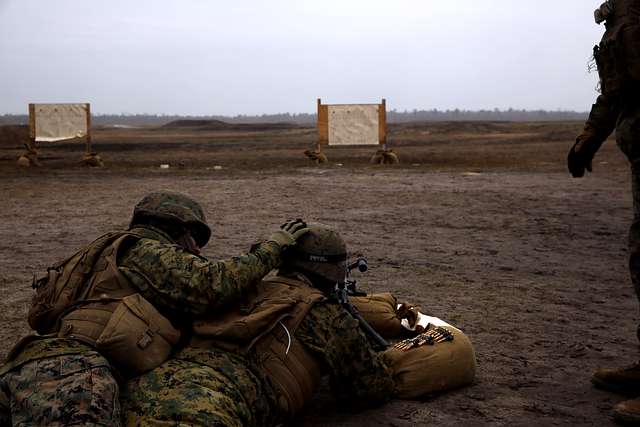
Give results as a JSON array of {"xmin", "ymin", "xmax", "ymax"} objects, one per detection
[
  {"xmin": 121, "ymin": 223, "xmax": 394, "ymax": 426},
  {"xmin": 0, "ymin": 191, "xmax": 308, "ymax": 426}
]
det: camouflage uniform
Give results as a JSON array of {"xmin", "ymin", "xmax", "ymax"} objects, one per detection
[
  {"xmin": 0, "ymin": 193, "xmax": 294, "ymax": 426},
  {"xmin": 578, "ymin": 92, "xmax": 640, "ymax": 306},
  {"xmin": 118, "ymin": 225, "xmax": 283, "ymax": 318},
  {"xmin": 122, "ymin": 349, "xmax": 271, "ymax": 427},
  {"xmin": 571, "ymin": 3, "xmax": 640, "ymax": 421},
  {"xmin": 569, "ymin": 0, "xmax": 640, "ymax": 313},
  {"xmin": 122, "ymin": 282, "xmax": 394, "ymax": 426},
  {"xmin": 0, "ymin": 340, "xmax": 119, "ymax": 427},
  {"xmin": 579, "ymin": 90, "xmax": 640, "ymax": 425}
]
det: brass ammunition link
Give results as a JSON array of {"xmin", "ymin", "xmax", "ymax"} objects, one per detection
[{"xmin": 393, "ymin": 326, "xmax": 454, "ymax": 351}]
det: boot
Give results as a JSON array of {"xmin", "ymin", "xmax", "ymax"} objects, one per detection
[
  {"xmin": 592, "ymin": 362, "xmax": 640, "ymax": 395},
  {"xmin": 614, "ymin": 398, "xmax": 640, "ymax": 425}
]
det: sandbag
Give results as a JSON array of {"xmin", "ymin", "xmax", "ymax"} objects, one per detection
[
  {"xmin": 350, "ymin": 292, "xmax": 476, "ymax": 398},
  {"xmin": 382, "ymin": 325, "xmax": 476, "ymax": 399},
  {"xmin": 369, "ymin": 151, "xmax": 384, "ymax": 164},
  {"xmin": 16, "ymin": 147, "xmax": 40, "ymax": 168},
  {"xmin": 382, "ymin": 150, "xmax": 399, "ymax": 164},
  {"xmin": 82, "ymin": 152, "xmax": 104, "ymax": 167},
  {"xmin": 370, "ymin": 150, "xmax": 399, "ymax": 165},
  {"xmin": 303, "ymin": 149, "xmax": 328, "ymax": 164},
  {"xmin": 349, "ymin": 293, "xmax": 403, "ymax": 338},
  {"xmin": 17, "ymin": 154, "xmax": 39, "ymax": 167}
]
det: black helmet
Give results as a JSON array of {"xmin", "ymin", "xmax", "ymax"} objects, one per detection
[{"xmin": 130, "ymin": 191, "xmax": 211, "ymax": 247}]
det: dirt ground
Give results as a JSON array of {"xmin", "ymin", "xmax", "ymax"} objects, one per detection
[{"xmin": 0, "ymin": 121, "xmax": 635, "ymax": 426}]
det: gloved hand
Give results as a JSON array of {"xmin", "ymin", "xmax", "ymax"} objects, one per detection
[
  {"xmin": 268, "ymin": 219, "xmax": 310, "ymax": 247},
  {"xmin": 567, "ymin": 134, "xmax": 603, "ymax": 178}
]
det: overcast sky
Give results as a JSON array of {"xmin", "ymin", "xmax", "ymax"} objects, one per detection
[{"xmin": 0, "ymin": 0, "xmax": 604, "ymax": 115}]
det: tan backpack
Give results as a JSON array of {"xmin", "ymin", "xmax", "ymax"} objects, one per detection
[
  {"xmin": 28, "ymin": 232, "xmax": 129, "ymax": 334},
  {"xmin": 27, "ymin": 231, "xmax": 180, "ymax": 376}
]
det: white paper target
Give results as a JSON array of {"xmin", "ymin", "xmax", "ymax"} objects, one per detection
[
  {"xmin": 33, "ymin": 104, "xmax": 89, "ymax": 142},
  {"xmin": 327, "ymin": 104, "xmax": 379, "ymax": 146}
]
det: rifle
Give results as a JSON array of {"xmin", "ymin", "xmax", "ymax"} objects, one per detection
[{"xmin": 335, "ymin": 257, "xmax": 390, "ymax": 349}]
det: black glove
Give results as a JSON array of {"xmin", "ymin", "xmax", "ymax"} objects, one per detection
[
  {"xmin": 567, "ymin": 135, "xmax": 602, "ymax": 178},
  {"xmin": 280, "ymin": 219, "xmax": 308, "ymax": 238},
  {"xmin": 268, "ymin": 219, "xmax": 309, "ymax": 247}
]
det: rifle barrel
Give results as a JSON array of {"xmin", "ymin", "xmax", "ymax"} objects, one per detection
[{"xmin": 344, "ymin": 304, "xmax": 390, "ymax": 348}]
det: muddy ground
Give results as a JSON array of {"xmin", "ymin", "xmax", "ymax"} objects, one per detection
[{"xmin": 0, "ymin": 121, "xmax": 635, "ymax": 425}]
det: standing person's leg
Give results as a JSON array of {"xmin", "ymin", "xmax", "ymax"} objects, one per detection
[
  {"xmin": 592, "ymin": 105, "xmax": 640, "ymax": 392},
  {"xmin": 621, "ymin": 103, "xmax": 640, "ymax": 332},
  {"xmin": 630, "ymin": 160, "xmax": 640, "ymax": 337},
  {"xmin": 591, "ymin": 103, "xmax": 640, "ymax": 424}
]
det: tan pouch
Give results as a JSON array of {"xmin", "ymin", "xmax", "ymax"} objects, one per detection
[
  {"xmin": 383, "ymin": 326, "xmax": 476, "ymax": 399},
  {"xmin": 95, "ymin": 294, "xmax": 180, "ymax": 376}
]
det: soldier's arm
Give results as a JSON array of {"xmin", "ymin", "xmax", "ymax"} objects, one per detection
[
  {"xmin": 296, "ymin": 299, "xmax": 394, "ymax": 407},
  {"xmin": 581, "ymin": 93, "xmax": 620, "ymax": 143},
  {"xmin": 569, "ymin": 93, "xmax": 621, "ymax": 177},
  {"xmin": 118, "ymin": 239, "xmax": 284, "ymax": 317}
]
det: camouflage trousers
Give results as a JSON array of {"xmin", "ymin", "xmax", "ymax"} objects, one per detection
[
  {"xmin": 122, "ymin": 348, "xmax": 275, "ymax": 427},
  {"xmin": 0, "ymin": 351, "xmax": 120, "ymax": 426},
  {"xmin": 617, "ymin": 99, "xmax": 640, "ymax": 322}
]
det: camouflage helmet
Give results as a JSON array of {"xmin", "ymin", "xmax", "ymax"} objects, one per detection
[
  {"xmin": 594, "ymin": 0, "xmax": 640, "ymax": 24},
  {"xmin": 130, "ymin": 191, "xmax": 211, "ymax": 247},
  {"xmin": 287, "ymin": 223, "xmax": 347, "ymax": 283}
]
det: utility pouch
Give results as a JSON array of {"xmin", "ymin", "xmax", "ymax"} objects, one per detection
[
  {"xmin": 595, "ymin": 22, "xmax": 640, "ymax": 95},
  {"xmin": 59, "ymin": 294, "xmax": 180, "ymax": 377},
  {"xmin": 622, "ymin": 23, "xmax": 640, "ymax": 81},
  {"xmin": 95, "ymin": 294, "xmax": 180, "ymax": 376},
  {"xmin": 595, "ymin": 31, "xmax": 625, "ymax": 95}
]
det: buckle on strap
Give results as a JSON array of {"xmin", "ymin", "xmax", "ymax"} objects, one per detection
[{"xmin": 137, "ymin": 329, "xmax": 154, "ymax": 349}]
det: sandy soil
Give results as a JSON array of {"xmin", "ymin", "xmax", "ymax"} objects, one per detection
[{"xmin": 0, "ymin": 121, "xmax": 634, "ymax": 426}]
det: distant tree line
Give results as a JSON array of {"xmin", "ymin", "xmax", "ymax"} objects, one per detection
[
  {"xmin": 387, "ymin": 108, "xmax": 587, "ymax": 123},
  {"xmin": 0, "ymin": 108, "xmax": 587, "ymax": 127}
]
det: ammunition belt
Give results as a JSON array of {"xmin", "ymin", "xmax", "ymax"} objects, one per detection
[{"xmin": 393, "ymin": 326, "xmax": 454, "ymax": 351}]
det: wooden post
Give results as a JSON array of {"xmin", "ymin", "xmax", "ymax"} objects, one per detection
[
  {"xmin": 85, "ymin": 103, "xmax": 92, "ymax": 154},
  {"xmin": 317, "ymin": 98, "xmax": 329, "ymax": 148},
  {"xmin": 379, "ymin": 98, "xmax": 387, "ymax": 151},
  {"xmin": 316, "ymin": 98, "xmax": 322, "ymax": 153},
  {"xmin": 27, "ymin": 103, "xmax": 36, "ymax": 152}
]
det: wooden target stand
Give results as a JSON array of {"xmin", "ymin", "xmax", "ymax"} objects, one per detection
[
  {"xmin": 19, "ymin": 103, "xmax": 103, "ymax": 168},
  {"xmin": 305, "ymin": 98, "xmax": 398, "ymax": 165}
]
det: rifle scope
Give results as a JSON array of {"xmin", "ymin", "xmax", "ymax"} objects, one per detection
[{"xmin": 347, "ymin": 257, "xmax": 368, "ymax": 273}]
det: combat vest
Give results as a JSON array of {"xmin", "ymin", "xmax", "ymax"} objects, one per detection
[
  {"xmin": 27, "ymin": 231, "xmax": 180, "ymax": 376},
  {"xmin": 594, "ymin": 0, "xmax": 640, "ymax": 95},
  {"xmin": 190, "ymin": 273, "xmax": 325, "ymax": 420}
]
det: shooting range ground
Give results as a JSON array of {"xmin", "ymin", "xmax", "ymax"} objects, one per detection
[{"xmin": 0, "ymin": 119, "xmax": 631, "ymax": 426}]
